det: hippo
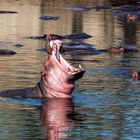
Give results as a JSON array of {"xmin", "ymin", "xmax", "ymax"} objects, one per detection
[
  {"xmin": 132, "ymin": 69, "xmax": 140, "ymax": 81},
  {"xmin": 64, "ymin": 6, "xmax": 91, "ymax": 12},
  {"xmin": 99, "ymin": 45, "xmax": 138, "ymax": 54},
  {"xmin": 64, "ymin": 5, "xmax": 111, "ymax": 12},
  {"xmin": 0, "ymin": 11, "xmax": 17, "ymax": 14},
  {"xmin": 41, "ymin": 39, "xmax": 85, "ymax": 98},
  {"xmin": 14, "ymin": 44, "xmax": 23, "ymax": 48},
  {"xmin": 0, "ymin": 39, "xmax": 85, "ymax": 98}
]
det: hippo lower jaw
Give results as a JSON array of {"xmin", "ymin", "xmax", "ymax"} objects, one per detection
[{"xmin": 40, "ymin": 50, "xmax": 85, "ymax": 98}]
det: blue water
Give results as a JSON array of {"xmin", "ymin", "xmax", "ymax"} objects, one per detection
[{"xmin": 0, "ymin": 0, "xmax": 140, "ymax": 140}]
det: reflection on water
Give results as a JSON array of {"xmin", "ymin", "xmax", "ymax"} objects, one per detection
[
  {"xmin": 0, "ymin": 0, "xmax": 140, "ymax": 140},
  {"xmin": 41, "ymin": 98, "xmax": 74, "ymax": 140}
]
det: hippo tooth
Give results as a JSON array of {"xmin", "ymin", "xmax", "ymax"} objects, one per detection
[{"xmin": 79, "ymin": 64, "xmax": 83, "ymax": 70}]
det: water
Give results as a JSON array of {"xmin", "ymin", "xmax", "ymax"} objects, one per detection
[{"xmin": 0, "ymin": 0, "xmax": 140, "ymax": 139}]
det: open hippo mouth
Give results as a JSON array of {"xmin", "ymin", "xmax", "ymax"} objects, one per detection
[
  {"xmin": 48, "ymin": 39, "xmax": 85, "ymax": 81},
  {"xmin": 40, "ymin": 39, "xmax": 85, "ymax": 98}
]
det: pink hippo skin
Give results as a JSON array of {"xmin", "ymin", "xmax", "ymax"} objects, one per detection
[
  {"xmin": 39, "ymin": 39, "xmax": 85, "ymax": 98},
  {"xmin": 0, "ymin": 39, "xmax": 85, "ymax": 98}
]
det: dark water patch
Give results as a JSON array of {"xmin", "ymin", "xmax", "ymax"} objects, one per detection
[
  {"xmin": 65, "ymin": 41, "xmax": 93, "ymax": 47},
  {"xmin": 113, "ymin": 11, "xmax": 140, "ymax": 19},
  {"xmin": 26, "ymin": 34, "xmax": 64, "ymax": 40},
  {"xmin": 14, "ymin": 44, "xmax": 24, "ymax": 48},
  {"xmin": 0, "ymin": 11, "xmax": 17, "ymax": 14},
  {"xmin": 28, "ymin": 34, "xmax": 63, "ymax": 40},
  {"xmin": 119, "ymin": 60, "xmax": 130, "ymax": 63},
  {"xmin": 64, "ymin": 6, "xmax": 91, "ymax": 12},
  {"xmin": 67, "ymin": 58, "xmax": 100, "ymax": 63},
  {"xmin": 39, "ymin": 15, "xmax": 60, "ymax": 21},
  {"xmin": 63, "ymin": 33, "xmax": 93, "ymax": 40},
  {"xmin": 36, "ymin": 48, "xmax": 46, "ymax": 52},
  {"xmin": 0, "ymin": 49, "xmax": 16, "ymax": 55}
]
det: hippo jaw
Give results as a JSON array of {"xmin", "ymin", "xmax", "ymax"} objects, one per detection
[{"xmin": 40, "ymin": 40, "xmax": 85, "ymax": 98}]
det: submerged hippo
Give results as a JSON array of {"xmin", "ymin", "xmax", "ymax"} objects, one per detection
[
  {"xmin": 99, "ymin": 45, "xmax": 138, "ymax": 54},
  {"xmin": 127, "ymin": 14, "xmax": 137, "ymax": 23},
  {"xmin": 0, "ymin": 39, "xmax": 85, "ymax": 98},
  {"xmin": 132, "ymin": 69, "xmax": 140, "ymax": 81}
]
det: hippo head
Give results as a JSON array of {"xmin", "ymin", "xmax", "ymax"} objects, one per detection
[
  {"xmin": 40, "ymin": 39, "xmax": 85, "ymax": 98},
  {"xmin": 109, "ymin": 47, "xmax": 125, "ymax": 54}
]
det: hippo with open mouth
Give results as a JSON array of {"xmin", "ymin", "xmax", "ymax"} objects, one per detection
[
  {"xmin": 40, "ymin": 39, "xmax": 85, "ymax": 98},
  {"xmin": 0, "ymin": 39, "xmax": 85, "ymax": 98}
]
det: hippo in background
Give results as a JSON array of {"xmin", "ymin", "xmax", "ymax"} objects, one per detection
[
  {"xmin": 127, "ymin": 14, "xmax": 138, "ymax": 23},
  {"xmin": 0, "ymin": 36, "xmax": 85, "ymax": 98},
  {"xmin": 132, "ymin": 69, "xmax": 140, "ymax": 81},
  {"xmin": 40, "ymin": 38, "xmax": 85, "ymax": 98},
  {"xmin": 99, "ymin": 45, "xmax": 139, "ymax": 54}
]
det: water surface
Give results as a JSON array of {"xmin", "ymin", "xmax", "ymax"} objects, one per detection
[{"xmin": 0, "ymin": 0, "xmax": 140, "ymax": 140}]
